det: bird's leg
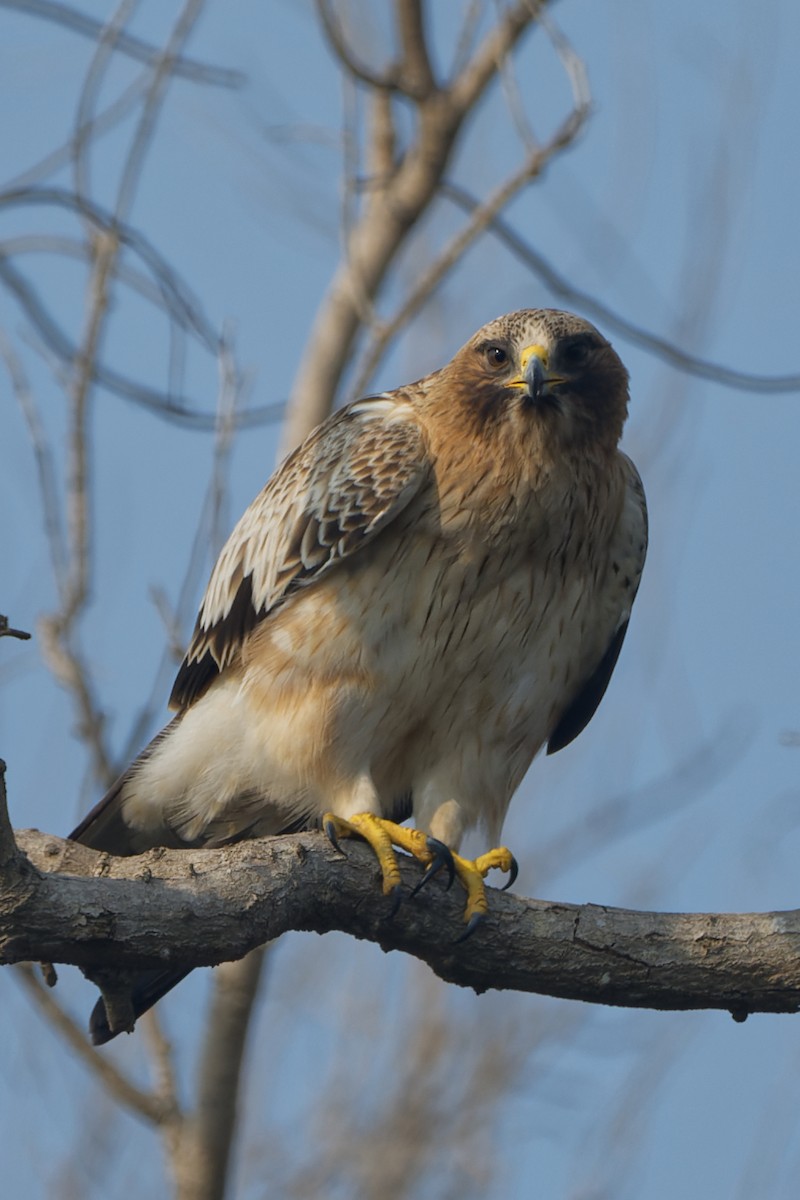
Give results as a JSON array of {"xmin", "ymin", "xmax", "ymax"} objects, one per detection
[
  {"xmin": 323, "ymin": 813, "xmax": 454, "ymax": 910},
  {"xmin": 451, "ymin": 847, "xmax": 519, "ymax": 939},
  {"xmin": 323, "ymin": 811, "xmax": 516, "ymax": 933}
]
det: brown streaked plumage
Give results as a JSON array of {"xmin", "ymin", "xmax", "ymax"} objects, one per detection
[{"xmin": 72, "ymin": 308, "xmax": 647, "ymax": 1042}]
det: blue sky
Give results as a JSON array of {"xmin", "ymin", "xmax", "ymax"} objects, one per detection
[{"xmin": 2, "ymin": 2, "xmax": 800, "ymax": 1197}]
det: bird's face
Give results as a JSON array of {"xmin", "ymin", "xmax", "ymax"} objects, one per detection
[{"xmin": 452, "ymin": 309, "xmax": 630, "ymax": 451}]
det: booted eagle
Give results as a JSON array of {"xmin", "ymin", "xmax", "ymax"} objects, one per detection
[{"xmin": 72, "ymin": 308, "xmax": 647, "ymax": 1042}]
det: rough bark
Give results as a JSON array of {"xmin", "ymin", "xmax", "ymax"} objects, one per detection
[{"xmin": 4, "ymin": 826, "xmax": 800, "ymax": 1024}]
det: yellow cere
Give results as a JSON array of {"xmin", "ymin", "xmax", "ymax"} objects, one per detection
[{"xmin": 519, "ymin": 343, "xmax": 549, "ymax": 373}]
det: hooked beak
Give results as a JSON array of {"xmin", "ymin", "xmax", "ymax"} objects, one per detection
[{"xmin": 508, "ymin": 344, "xmax": 564, "ymax": 403}]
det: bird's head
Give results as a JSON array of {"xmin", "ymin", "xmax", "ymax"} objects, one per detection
[{"xmin": 443, "ymin": 309, "xmax": 630, "ymax": 454}]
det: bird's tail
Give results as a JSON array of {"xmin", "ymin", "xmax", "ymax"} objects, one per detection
[
  {"xmin": 69, "ymin": 717, "xmax": 181, "ymax": 854},
  {"xmin": 88, "ymin": 968, "xmax": 191, "ymax": 1045},
  {"xmin": 69, "ymin": 719, "xmax": 190, "ymax": 1043}
]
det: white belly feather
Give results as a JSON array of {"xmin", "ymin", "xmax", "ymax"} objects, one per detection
[{"xmin": 124, "ymin": 517, "xmax": 621, "ymax": 851}]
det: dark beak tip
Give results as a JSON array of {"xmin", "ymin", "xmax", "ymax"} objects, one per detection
[{"xmin": 524, "ymin": 357, "xmax": 545, "ymax": 403}]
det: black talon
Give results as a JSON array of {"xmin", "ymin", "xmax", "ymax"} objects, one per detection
[
  {"xmin": 409, "ymin": 863, "xmax": 438, "ymax": 898},
  {"xmin": 429, "ymin": 837, "xmax": 456, "ymax": 890},
  {"xmin": 385, "ymin": 884, "xmax": 404, "ymax": 920},
  {"xmin": 324, "ymin": 818, "xmax": 344, "ymax": 855},
  {"xmin": 500, "ymin": 854, "xmax": 519, "ymax": 891},
  {"xmin": 410, "ymin": 837, "xmax": 455, "ymax": 897},
  {"xmin": 455, "ymin": 912, "xmax": 485, "ymax": 943}
]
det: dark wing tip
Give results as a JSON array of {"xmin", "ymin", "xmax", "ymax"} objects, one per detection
[
  {"xmin": 546, "ymin": 620, "xmax": 629, "ymax": 755},
  {"xmin": 169, "ymin": 648, "xmax": 221, "ymax": 710},
  {"xmin": 170, "ymin": 574, "xmax": 260, "ymax": 710}
]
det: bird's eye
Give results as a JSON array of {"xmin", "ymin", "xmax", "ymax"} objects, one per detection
[
  {"xmin": 560, "ymin": 337, "xmax": 594, "ymax": 368},
  {"xmin": 484, "ymin": 343, "xmax": 509, "ymax": 369}
]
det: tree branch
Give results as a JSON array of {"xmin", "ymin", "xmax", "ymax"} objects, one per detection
[
  {"xmin": 395, "ymin": 0, "xmax": 436, "ymax": 98},
  {"xmin": 5, "ymin": 828, "xmax": 800, "ymax": 1023},
  {"xmin": 350, "ymin": 29, "xmax": 590, "ymax": 399},
  {"xmin": 315, "ymin": 0, "xmax": 402, "ymax": 92},
  {"xmin": 14, "ymin": 963, "xmax": 170, "ymax": 1124},
  {"xmin": 0, "ymin": 189, "xmax": 283, "ymax": 428},
  {"xmin": 168, "ymin": 947, "xmax": 269, "ymax": 1200},
  {"xmin": 2, "ymin": 0, "xmax": 243, "ymax": 89},
  {"xmin": 0, "ymin": 615, "xmax": 32, "ymax": 642},
  {"xmin": 282, "ymin": 0, "xmax": 540, "ymax": 452},
  {"xmin": 440, "ymin": 181, "xmax": 800, "ymax": 395}
]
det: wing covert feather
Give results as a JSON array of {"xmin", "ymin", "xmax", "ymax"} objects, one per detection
[{"xmin": 170, "ymin": 398, "xmax": 428, "ymax": 709}]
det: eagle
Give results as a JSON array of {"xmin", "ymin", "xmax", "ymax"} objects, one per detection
[{"xmin": 72, "ymin": 308, "xmax": 647, "ymax": 1043}]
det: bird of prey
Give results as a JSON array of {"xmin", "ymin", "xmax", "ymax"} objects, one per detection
[{"xmin": 72, "ymin": 308, "xmax": 647, "ymax": 1043}]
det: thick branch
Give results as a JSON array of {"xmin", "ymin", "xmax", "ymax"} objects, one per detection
[
  {"xmin": 395, "ymin": 0, "xmax": 436, "ymax": 98},
  {"xmin": 5, "ymin": 829, "xmax": 800, "ymax": 1022}
]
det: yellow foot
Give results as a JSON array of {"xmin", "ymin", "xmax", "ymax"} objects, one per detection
[
  {"xmin": 451, "ymin": 847, "xmax": 519, "ymax": 938},
  {"xmin": 322, "ymin": 813, "xmax": 455, "ymax": 914},
  {"xmin": 323, "ymin": 812, "xmax": 518, "ymax": 937}
]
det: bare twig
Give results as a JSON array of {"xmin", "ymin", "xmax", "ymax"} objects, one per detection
[
  {"xmin": 283, "ymin": 0, "xmax": 539, "ymax": 452},
  {"xmin": 450, "ymin": 0, "xmax": 487, "ymax": 78},
  {"xmin": 1, "ymin": 234, "xmax": 172, "ymax": 310},
  {"xmin": 32, "ymin": 2, "xmax": 220, "ymax": 796},
  {"xmin": 493, "ymin": 1, "xmax": 540, "ymax": 150},
  {"xmin": 0, "ymin": 616, "xmax": 32, "ymax": 643},
  {"xmin": 36, "ymin": 617, "xmax": 114, "ymax": 786},
  {"xmin": 441, "ymin": 181, "xmax": 800, "ymax": 394},
  {"xmin": 4, "ymin": 75, "xmax": 149, "ymax": 192},
  {"xmin": 350, "ymin": 35, "xmax": 590, "ymax": 398},
  {"xmin": 72, "ymin": 0, "xmax": 140, "ymax": 208},
  {"xmin": 0, "ymin": 253, "xmax": 281, "ymax": 429},
  {"xmin": 63, "ymin": 231, "xmax": 114, "ymax": 620},
  {"xmin": 205, "ymin": 328, "xmax": 241, "ymax": 555},
  {"xmin": 141, "ymin": 1010, "xmax": 182, "ymax": 1129},
  {"xmin": 36, "ymin": 227, "xmax": 119, "ymax": 785},
  {"xmin": 0, "ymin": 333, "xmax": 68, "ymax": 589},
  {"xmin": 1, "ymin": 0, "xmax": 243, "ymax": 88},
  {"xmin": 0, "ymin": 187, "xmax": 218, "ymax": 346},
  {"xmin": 315, "ymin": 0, "xmax": 401, "ymax": 92},
  {"xmin": 116, "ymin": 0, "xmax": 208, "ymax": 224},
  {"xmin": 288, "ymin": 967, "xmax": 536, "ymax": 1200},
  {"xmin": 339, "ymin": 77, "xmax": 379, "ymax": 332},
  {"xmin": 120, "ymin": 329, "xmax": 242, "ymax": 764},
  {"xmin": 14, "ymin": 963, "xmax": 170, "ymax": 1124},
  {"xmin": 448, "ymin": 0, "xmax": 540, "ymax": 116},
  {"xmin": 0, "ymin": 189, "xmax": 283, "ymax": 428}
]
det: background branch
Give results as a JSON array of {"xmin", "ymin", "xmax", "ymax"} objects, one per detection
[
  {"xmin": 1, "ymin": 0, "xmax": 243, "ymax": 88},
  {"xmin": 440, "ymin": 182, "xmax": 800, "ymax": 394},
  {"xmin": 14, "ymin": 963, "xmax": 170, "ymax": 1125},
  {"xmin": 282, "ymin": 0, "xmax": 538, "ymax": 452},
  {"xmin": 0, "ymin": 616, "xmax": 32, "ymax": 642},
  {"xmin": 5, "ymin": 3, "xmax": 798, "ymax": 1197}
]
